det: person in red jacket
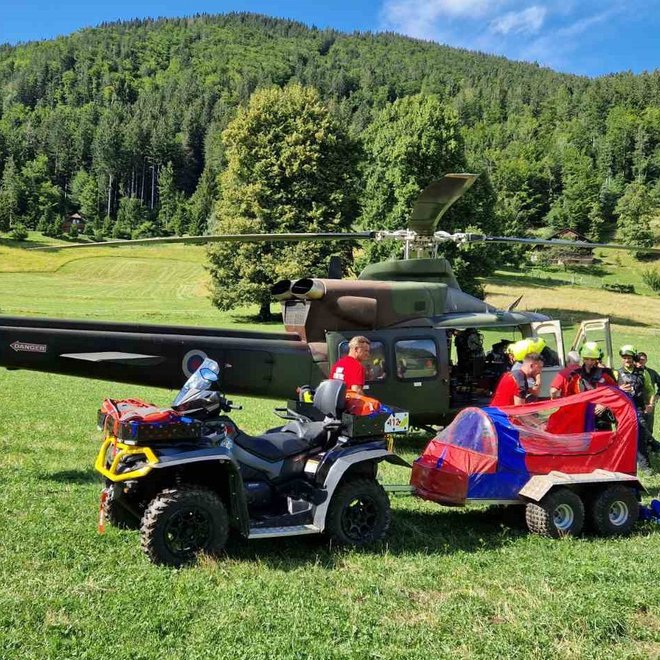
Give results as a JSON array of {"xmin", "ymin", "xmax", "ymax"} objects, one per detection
[
  {"xmin": 549, "ymin": 350, "xmax": 581, "ymax": 399},
  {"xmin": 490, "ymin": 353, "xmax": 543, "ymax": 407},
  {"xmin": 329, "ymin": 336, "xmax": 371, "ymax": 395}
]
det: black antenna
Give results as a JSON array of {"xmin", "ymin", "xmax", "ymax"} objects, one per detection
[{"xmin": 327, "ymin": 255, "xmax": 342, "ymax": 279}]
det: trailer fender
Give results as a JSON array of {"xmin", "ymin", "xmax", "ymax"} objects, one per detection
[{"xmin": 519, "ymin": 470, "xmax": 644, "ymax": 503}]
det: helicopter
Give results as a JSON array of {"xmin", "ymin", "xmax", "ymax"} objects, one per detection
[{"xmin": 0, "ymin": 173, "xmax": 654, "ymax": 425}]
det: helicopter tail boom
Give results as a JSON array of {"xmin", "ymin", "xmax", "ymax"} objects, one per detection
[{"xmin": 0, "ymin": 315, "xmax": 318, "ymax": 396}]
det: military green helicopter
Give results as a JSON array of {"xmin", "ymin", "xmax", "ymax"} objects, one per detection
[{"xmin": 0, "ymin": 174, "xmax": 653, "ymax": 424}]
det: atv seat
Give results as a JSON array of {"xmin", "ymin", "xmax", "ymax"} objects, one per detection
[
  {"xmin": 234, "ymin": 429, "xmax": 325, "ymax": 462},
  {"xmin": 281, "ymin": 420, "xmax": 334, "ymax": 444}
]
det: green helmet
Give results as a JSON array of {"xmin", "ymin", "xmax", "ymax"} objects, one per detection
[
  {"xmin": 580, "ymin": 341, "xmax": 603, "ymax": 360},
  {"xmin": 619, "ymin": 344, "xmax": 637, "ymax": 358}
]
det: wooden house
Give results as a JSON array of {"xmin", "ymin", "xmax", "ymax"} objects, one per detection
[
  {"xmin": 530, "ymin": 228, "xmax": 595, "ymax": 266},
  {"xmin": 62, "ymin": 212, "xmax": 87, "ymax": 234}
]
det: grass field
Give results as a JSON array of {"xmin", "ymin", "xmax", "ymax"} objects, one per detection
[{"xmin": 1, "ymin": 236, "xmax": 660, "ymax": 658}]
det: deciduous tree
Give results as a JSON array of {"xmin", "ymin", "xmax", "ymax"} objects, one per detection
[
  {"xmin": 357, "ymin": 94, "xmax": 497, "ymax": 296},
  {"xmin": 208, "ymin": 84, "xmax": 358, "ymax": 320}
]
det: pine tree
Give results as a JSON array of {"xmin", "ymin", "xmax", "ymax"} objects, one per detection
[
  {"xmin": 188, "ymin": 167, "xmax": 216, "ymax": 235},
  {"xmin": 157, "ymin": 162, "xmax": 186, "ymax": 234},
  {"xmin": 114, "ymin": 197, "xmax": 147, "ymax": 238},
  {"xmin": 615, "ymin": 182, "xmax": 656, "ymax": 258},
  {"xmin": 0, "ymin": 156, "xmax": 22, "ymax": 231},
  {"xmin": 70, "ymin": 169, "xmax": 100, "ymax": 225}
]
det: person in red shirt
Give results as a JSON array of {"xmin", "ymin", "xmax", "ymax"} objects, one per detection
[
  {"xmin": 329, "ymin": 336, "xmax": 371, "ymax": 394},
  {"xmin": 490, "ymin": 353, "xmax": 543, "ymax": 407},
  {"xmin": 549, "ymin": 350, "xmax": 581, "ymax": 399},
  {"xmin": 566, "ymin": 342, "xmax": 617, "ymax": 396}
]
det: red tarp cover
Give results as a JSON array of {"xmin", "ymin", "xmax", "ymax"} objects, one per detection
[{"xmin": 412, "ymin": 386, "xmax": 638, "ymax": 505}]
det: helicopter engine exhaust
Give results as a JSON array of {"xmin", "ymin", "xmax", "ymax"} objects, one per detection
[
  {"xmin": 290, "ymin": 278, "xmax": 326, "ymax": 300},
  {"xmin": 271, "ymin": 279, "xmax": 294, "ymax": 301}
]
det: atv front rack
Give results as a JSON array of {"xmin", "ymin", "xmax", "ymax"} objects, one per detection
[{"xmin": 95, "ymin": 437, "xmax": 159, "ymax": 482}]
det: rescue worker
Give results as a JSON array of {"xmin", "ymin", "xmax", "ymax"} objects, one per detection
[
  {"xmin": 636, "ymin": 351, "xmax": 660, "ymax": 432},
  {"xmin": 490, "ymin": 353, "xmax": 544, "ymax": 407},
  {"xmin": 565, "ymin": 342, "xmax": 616, "ymax": 428},
  {"xmin": 510, "ymin": 338, "xmax": 544, "ymax": 398},
  {"xmin": 329, "ymin": 336, "xmax": 370, "ymax": 395},
  {"xmin": 616, "ymin": 345, "xmax": 654, "ymax": 411},
  {"xmin": 566, "ymin": 342, "xmax": 617, "ymax": 395},
  {"xmin": 616, "ymin": 345, "xmax": 658, "ymax": 466},
  {"xmin": 549, "ymin": 350, "xmax": 581, "ymax": 399}
]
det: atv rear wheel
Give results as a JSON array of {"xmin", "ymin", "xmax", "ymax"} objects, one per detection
[
  {"xmin": 590, "ymin": 485, "xmax": 639, "ymax": 537},
  {"xmin": 140, "ymin": 488, "xmax": 229, "ymax": 567},
  {"xmin": 102, "ymin": 485, "xmax": 140, "ymax": 530},
  {"xmin": 525, "ymin": 488, "xmax": 585, "ymax": 538},
  {"xmin": 325, "ymin": 478, "xmax": 390, "ymax": 547}
]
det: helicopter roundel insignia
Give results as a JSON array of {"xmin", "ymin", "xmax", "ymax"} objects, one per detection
[{"xmin": 182, "ymin": 349, "xmax": 208, "ymax": 377}]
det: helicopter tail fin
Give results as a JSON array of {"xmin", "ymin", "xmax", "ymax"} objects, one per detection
[{"xmin": 506, "ymin": 295, "xmax": 523, "ymax": 312}]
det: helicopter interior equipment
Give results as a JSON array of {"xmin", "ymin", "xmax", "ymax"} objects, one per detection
[{"xmin": 0, "ymin": 174, "xmax": 652, "ymax": 424}]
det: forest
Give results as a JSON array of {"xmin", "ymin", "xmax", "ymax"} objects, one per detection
[{"xmin": 0, "ymin": 12, "xmax": 659, "ymax": 303}]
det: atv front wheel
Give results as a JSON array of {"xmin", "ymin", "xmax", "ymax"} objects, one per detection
[
  {"xmin": 590, "ymin": 485, "xmax": 639, "ymax": 537},
  {"xmin": 525, "ymin": 487, "xmax": 585, "ymax": 538},
  {"xmin": 325, "ymin": 478, "xmax": 391, "ymax": 547},
  {"xmin": 140, "ymin": 488, "xmax": 229, "ymax": 567}
]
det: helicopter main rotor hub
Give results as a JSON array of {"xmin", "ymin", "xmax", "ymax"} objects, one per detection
[{"xmin": 374, "ymin": 230, "xmax": 484, "ymax": 258}]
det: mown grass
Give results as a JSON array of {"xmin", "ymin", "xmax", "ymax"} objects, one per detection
[{"xmin": 1, "ymin": 237, "xmax": 660, "ymax": 658}]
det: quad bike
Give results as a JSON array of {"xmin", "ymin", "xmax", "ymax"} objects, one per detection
[{"xmin": 95, "ymin": 359, "xmax": 409, "ymax": 566}]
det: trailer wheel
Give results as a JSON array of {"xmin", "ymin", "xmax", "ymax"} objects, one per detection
[
  {"xmin": 140, "ymin": 488, "xmax": 229, "ymax": 567},
  {"xmin": 590, "ymin": 485, "xmax": 639, "ymax": 537},
  {"xmin": 525, "ymin": 488, "xmax": 585, "ymax": 538},
  {"xmin": 325, "ymin": 478, "xmax": 391, "ymax": 547},
  {"xmin": 102, "ymin": 485, "xmax": 140, "ymax": 530}
]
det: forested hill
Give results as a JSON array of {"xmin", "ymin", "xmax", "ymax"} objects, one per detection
[{"xmin": 0, "ymin": 11, "xmax": 659, "ymax": 250}]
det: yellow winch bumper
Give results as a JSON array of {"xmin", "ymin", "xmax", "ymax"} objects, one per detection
[{"xmin": 95, "ymin": 437, "xmax": 159, "ymax": 482}]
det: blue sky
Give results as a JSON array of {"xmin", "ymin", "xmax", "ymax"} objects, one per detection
[{"xmin": 1, "ymin": 1, "xmax": 658, "ymax": 77}]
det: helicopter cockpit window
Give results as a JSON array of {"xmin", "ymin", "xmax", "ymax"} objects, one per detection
[
  {"xmin": 395, "ymin": 339, "xmax": 438, "ymax": 380},
  {"xmin": 338, "ymin": 340, "xmax": 387, "ymax": 382}
]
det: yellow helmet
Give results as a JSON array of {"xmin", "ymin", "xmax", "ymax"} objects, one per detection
[
  {"xmin": 509, "ymin": 338, "xmax": 534, "ymax": 362},
  {"xmin": 530, "ymin": 337, "xmax": 546, "ymax": 354},
  {"xmin": 580, "ymin": 341, "xmax": 603, "ymax": 360},
  {"xmin": 619, "ymin": 344, "xmax": 637, "ymax": 358}
]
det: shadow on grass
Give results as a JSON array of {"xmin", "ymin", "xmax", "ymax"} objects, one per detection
[
  {"xmin": 494, "ymin": 272, "xmax": 587, "ymax": 289},
  {"xmin": 230, "ymin": 312, "xmax": 285, "ymax": 327},
  {"xmin": 221, "ymin": 505, "xmax": 525, "ymax": 570},
  {"xmin": 495, "ymin": 265, "xmax": 615, "ymax": 287},
  {"xmin": 534, "ymin": 308, "xmax": 650, "ymax": 328},
  {"xmin": 41, "ymin": 469, "xmax": 100, "ymax": 484},
  {"xmin": 1, "ymin": 234, "xmax": 99, "ymax": 249}
]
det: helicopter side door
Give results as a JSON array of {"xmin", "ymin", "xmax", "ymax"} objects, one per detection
[
  {"xmin": 530, "ymin": 320, "xmax": 565, "ymax": 398},
  {"xmin": 569, "ymin": 318, "xmax": 613, "ymax": 368},
  {"xmin": 326, "ymin": 330, "xmax": 450, "ymax": 425}
]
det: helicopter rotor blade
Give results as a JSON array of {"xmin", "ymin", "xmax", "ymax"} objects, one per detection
[
  {"xmin": 433, "ymin": 232, "xmax": 660, "ymax": 255},
  {"xmin": 408, "ymin": 173, "xmax": 479, "ymax": 236},
  {"xmin": 30, "ymin": 231, "xmax": 378, "ymax": 251}
]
